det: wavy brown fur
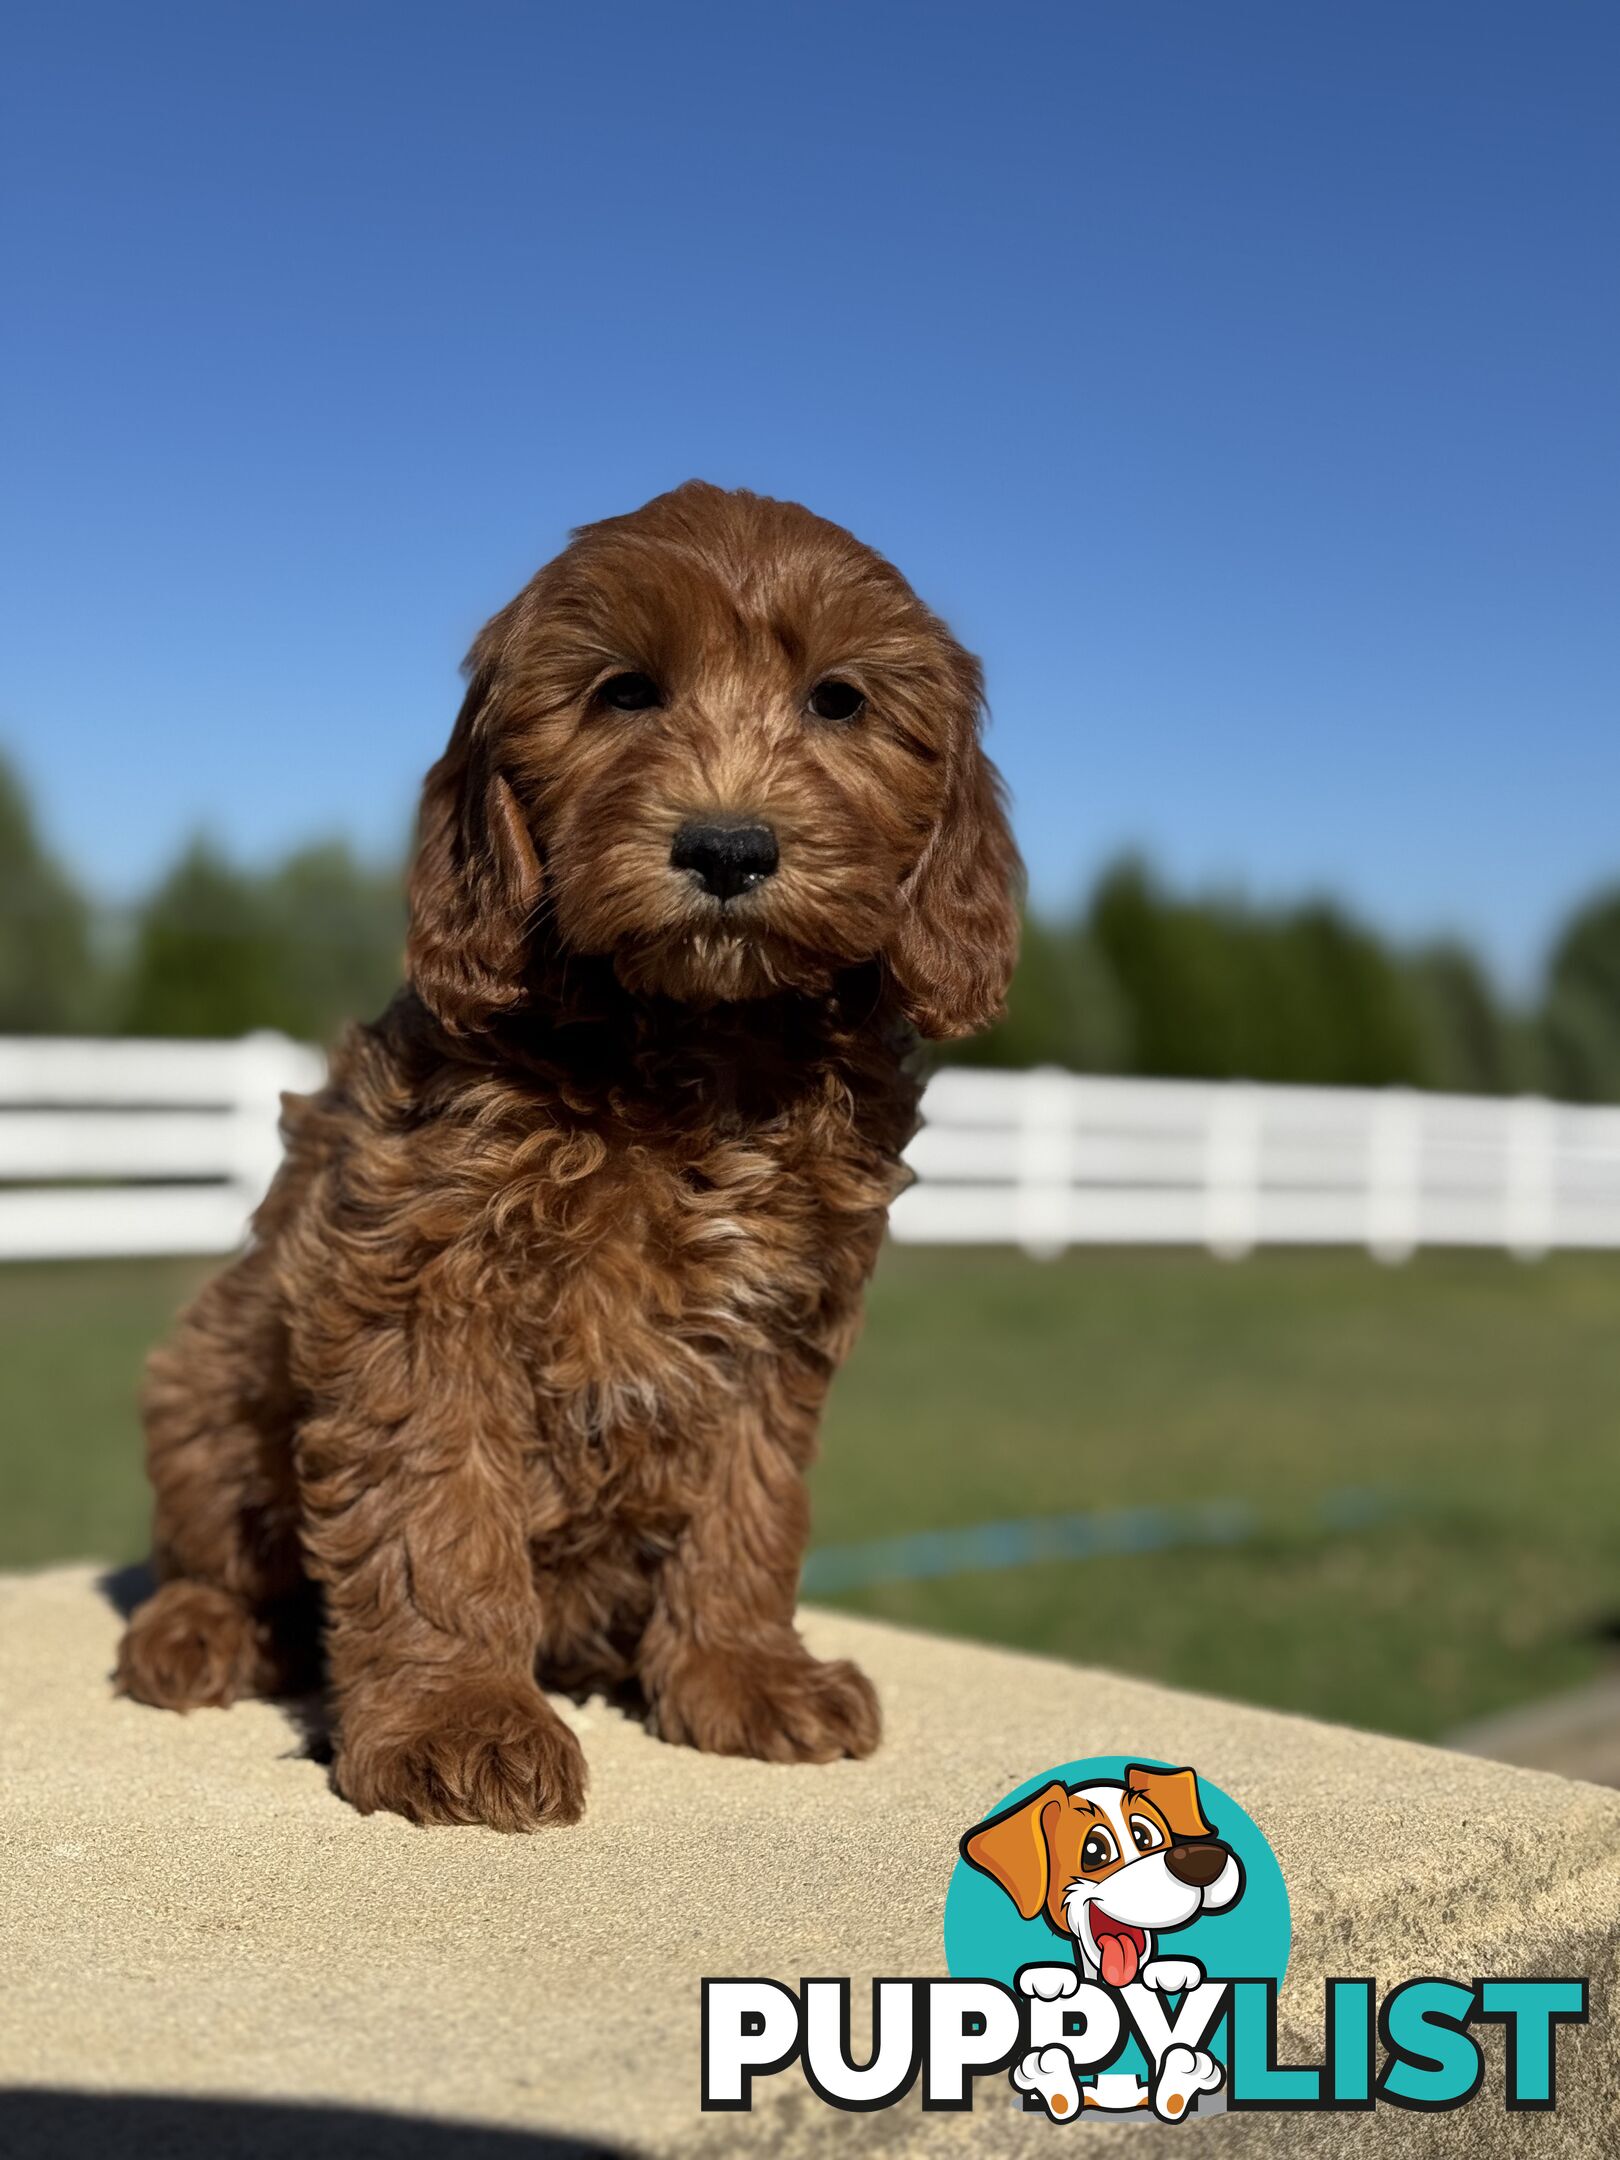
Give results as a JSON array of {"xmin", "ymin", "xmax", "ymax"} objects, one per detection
[{"xmin": 117, "ymin": 483, "xmax": 1022, "ymax": 1829}]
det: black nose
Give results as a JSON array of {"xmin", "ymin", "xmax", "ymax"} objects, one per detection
[
  {"xmin": 670, "ymin": 822, "xmax": 779, "ymax": 902},
  {"xmin": 1164, "ymin": 1842, "xmax": 1229, "ymax": 1889}
]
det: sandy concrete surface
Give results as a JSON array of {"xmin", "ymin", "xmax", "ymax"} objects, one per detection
[{"xmin": 2, "ymin": 1564, "xmax": 1617, "ymax": 2158}]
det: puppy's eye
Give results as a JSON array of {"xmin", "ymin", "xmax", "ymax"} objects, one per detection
[
  {"xmin": 1080, "ymin": 1829, "xmax": 1117, "ymax": 1872},
  {"xmin": 599, "ymin": 671, "xmax": 662, "ymax": 712},
  {"xmin": 807, "ymin": 678, "xmax": 865, "ymax": 723},
  {"xmin": 1129, "ymin": 1816, "xmax": 1164, "ymax": 1854}
]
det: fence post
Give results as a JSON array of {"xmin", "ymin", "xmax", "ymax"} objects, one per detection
[
  {"xmin": 1015, "ymin": 1067, "xmax": 1075, "ymax": 1260},
  {"xmin": 1365, "ymin": 1088, "xmax": 1422, "ymax": 1264},
  {"xmin": 1503, "ymin": 1094, "xmax": 1556, "ymax": 1262},
  {"xmin": 1203, "ymin": 1083, "xmax": 1261, "ymax": 1259}
]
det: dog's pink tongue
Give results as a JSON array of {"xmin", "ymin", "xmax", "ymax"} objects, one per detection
[{"xmin": 1099, "ymin": 1933, "xmax": 1138, "ymax": 1989}]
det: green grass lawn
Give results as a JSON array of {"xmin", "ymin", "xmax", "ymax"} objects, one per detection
[{"xmin": 3, "ymin": 1246, "xmax": 1618, "ymax": 1742}]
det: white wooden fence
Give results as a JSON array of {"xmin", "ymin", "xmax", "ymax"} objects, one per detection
[
  {"xmin": 0, "ymin": 1034, "xmax": 325, "ymax": 1262},
  {"xmin": 897, "ymin": 1066, "xmax": 1620, "ymax": 1260},
  {"xmin": 3, "ymin": 1036, "xmax": 1620, "ymax": 1264}
]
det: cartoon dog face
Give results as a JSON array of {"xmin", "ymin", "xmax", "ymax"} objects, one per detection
[{"xmin": 961, "ymin": 1764, "xmax": 1244, "ymax": 1988}]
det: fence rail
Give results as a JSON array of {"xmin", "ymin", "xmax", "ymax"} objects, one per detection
[
  {"xmin": 0, "ymin": 1034, "xmax": 325, "ymax": 1262},
  {"xmin": 3, "ymin": 1036, "xmax": 1620, "ymax": 1263},
  {"xmin": 894, "ymin": 1066, "xmax": 1620, "ymax": 1259}
]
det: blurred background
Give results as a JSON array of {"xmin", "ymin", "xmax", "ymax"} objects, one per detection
[{"xmin": 4, "ymin": 2, "xmax": 1618, "ymax": 1764}]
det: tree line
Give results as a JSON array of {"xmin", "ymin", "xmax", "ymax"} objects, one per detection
[
  {"xmin": 963, "ymin": 860, "xmax": 1620, "ymax": 1101},
  {"xmin": 4, "ymin": 753, "xmax": 1619, "ymax": 1098},
  {"xmin": 1, "ymin": 756, "xmax": 403, "ymax": 1048}
]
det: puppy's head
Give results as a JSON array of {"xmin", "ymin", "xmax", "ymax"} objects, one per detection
[
  {"xmin": 407, "ymin": 482, "xmax": 1021, "ymax": 1035},
  {"xmin": 961, "ymin": 1765, "xmax": 1244, "ymax": 1987}
]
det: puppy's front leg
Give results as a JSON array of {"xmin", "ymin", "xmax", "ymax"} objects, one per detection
[
  {"xmin": 639, "ymin": 1375, "xmax": 880, "ymax": 1764},
  {"xmin": 299, "ymin": 1313, "xmax": 585, "ymax": 1831}
]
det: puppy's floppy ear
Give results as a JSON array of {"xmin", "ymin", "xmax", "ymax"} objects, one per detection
[
  {"xmin": 1125, "ymin": 1764, "xmax": 1215, "ymax": 1844},
  {"xmin": 887, "ymin": 647, "xmax": 1022, "ymax": 1039},
  {"xmin": 960, "ymin": 1780, "xmax": 1069, "ymax": 1920},
  {"xmin": 406, "ymin": 661, "xmax": 543, "ymax": 1036}
]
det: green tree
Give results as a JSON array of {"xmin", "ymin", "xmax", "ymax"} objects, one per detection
[
  {"xmin": 1084, "ymin": 861, "xmax": 1431, "ymax": 1087},
  {"xmin": 952, "ymin": 910, "xmax": 1132, "ymax": 1071},
  {"xmin": 1540, "ymin": 887, "xmax": 1620, "ymax": 1102},
  {"xmin": 0, "ymin": 751, "xmax": 99, "ymax": 1031},
  {"xmin": 120, "ymin": 839, "xmax": 284, "ymax": 1038},
  {"xmin": 1089, "ymin": 858, "xmax": 1242, "ymax": 1079},
  {"xmin": 122, "ymin": 836, "xmax": 405, "ymax": 1043},
  {"xmin": 1272, "ymin": 902, "xmax": 1426, "ymax": 1087},
  {"xmin": 259, "ymin": 840, "xmax": 405, "ymax": 1045},
  {"xmin": 1405, "ymin": 941, "xmax": 1532, "ymax": 1095}
]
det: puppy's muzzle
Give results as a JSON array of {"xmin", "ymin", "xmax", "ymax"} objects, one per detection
[
  {"xmin": 1164, "ymin": 1841, "xmax": 1230, "ymax": 1889},
  {"xmin": 671, "ymin": 821, "xmax": 779, "ymax": 903}
]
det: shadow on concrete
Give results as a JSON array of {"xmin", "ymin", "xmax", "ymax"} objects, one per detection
[
  {"xmin": 0, "ymin": 2091, "xmax": 632, "ymax": 2160},
  {"xmin": 90, "ymin": 1561, "xmax": 652, "ymax": 1761},
  {"xmin": 97, "ymin": 1559, "xmax": 156, "ymax": 1618}
]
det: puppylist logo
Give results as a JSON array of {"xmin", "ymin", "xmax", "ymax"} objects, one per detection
[{"xmin": 702, "ymin": 1755, "xmax": 1587, "ymax": 2121}]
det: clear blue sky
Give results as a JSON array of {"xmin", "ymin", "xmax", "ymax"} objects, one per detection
[{"xmin": 4, "ymin": 1, "xmax": 1616, "ymax": 987}]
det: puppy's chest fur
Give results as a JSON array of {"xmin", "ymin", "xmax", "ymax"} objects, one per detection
[
  {"xmin": 329, "ymin": 996, "xmax": 921, "ymax": 1539},
  {"xmin": 519, "ymin": 1087, "xmax": 912, "ymax": 1547},
  {"xmin": 522, "ymin": 1102, "xmax": 889, "ymax": 1393}
]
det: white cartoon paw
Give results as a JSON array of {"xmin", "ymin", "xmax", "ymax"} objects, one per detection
[
  {"xmin": 1017, "ymin": 1963, "xmax": 1080, "ymax": 2001},
  {"xmin": 1152, "ymin": 2043, "xmax": 1224, "ymax": 2122},
  {"xmin": 1141, "ymin": 1956, "xmax": 1204, "ymax": 1994},
  {"xmin": 1012, "ymin": 2044, "xmax": 1081, "ymax": 2120}
]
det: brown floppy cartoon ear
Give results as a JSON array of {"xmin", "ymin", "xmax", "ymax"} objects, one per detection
[
  {"xmin": 960, "ymin": 1780, "xmax": 1069, "ymax": 1920},
  {"xmin": 887, "ymin": 647, "xmax": 1023, "ymax": 1040},
  {"xmin": 406, "ymin": 662, "xmax": 543, "ymax": 1036},
  {"xmin": 1125, "ymin": 1764, "xmax": 1215, "ymax": 1843}
]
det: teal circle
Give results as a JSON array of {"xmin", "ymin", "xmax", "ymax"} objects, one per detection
[{"xmin": 942, "ymin": 1756, "xmax": 1290, "ymax": 2081}]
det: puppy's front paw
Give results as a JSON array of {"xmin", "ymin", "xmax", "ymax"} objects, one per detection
[
  {"xmin": 1018, "ymin": 1963, "xmax": 1080, "ymax": 2001},
  {"xmin": 1141, "ymin": 1956, "xmax": 1204, "ymax": 1994},
  {"xmin": 648, "ymin": 1643, "xmax": 880, "ymax": 1763},
  {"xmin": 116, "ymin": 1581, "xmax": 258, "ymax": 1710},
  {"xmin": 336, "ymin": 1679, "xmax": 587, "ymax": 1831}
]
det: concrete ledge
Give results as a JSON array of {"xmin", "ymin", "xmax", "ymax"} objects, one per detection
[{"xmin": 2, "ymin": 1565, "xmax": 1616, "ymax": 2156}]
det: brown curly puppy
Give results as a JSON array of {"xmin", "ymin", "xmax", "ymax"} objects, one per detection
[{"xmin": 117, "ymin": 482, "xmax": 1021, "ymax": 1830}]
